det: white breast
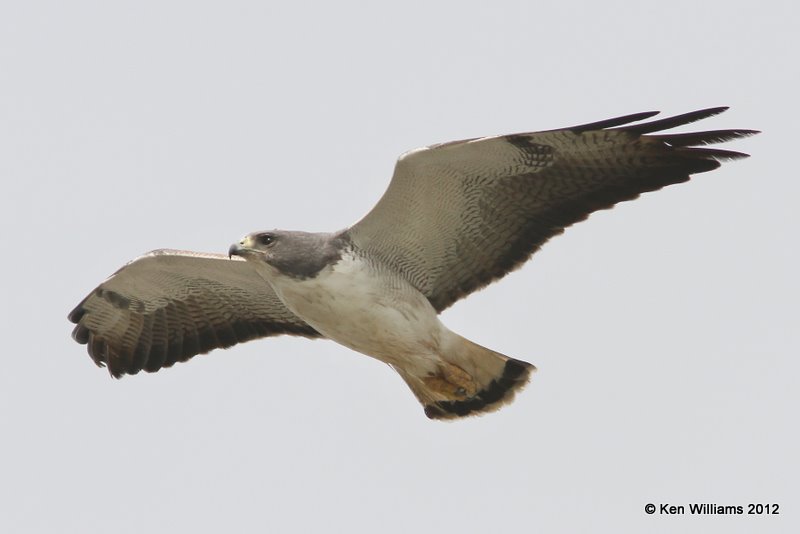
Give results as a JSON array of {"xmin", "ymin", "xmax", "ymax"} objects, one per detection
[{"xmin": 258, "ymin": 252, "xmax": 446, "ymax": 369}]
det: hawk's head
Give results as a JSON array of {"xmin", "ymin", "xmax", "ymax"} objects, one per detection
[{"xmin": 229, "ymin": 230, "xmax": 348, "ymax": 280}]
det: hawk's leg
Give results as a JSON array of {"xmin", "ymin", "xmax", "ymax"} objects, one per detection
[{"xmin": 423, "ymin": 362, "xmax": 478, "ymax": 400}]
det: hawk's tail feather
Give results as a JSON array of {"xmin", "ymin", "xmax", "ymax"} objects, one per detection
[
  {"xmin": 422, "ymin": 357, "xmax": 534, "ymax": 420},
  {"xmin": 395, "ymin": 336, "xmax": 535, "ymax": 420}
]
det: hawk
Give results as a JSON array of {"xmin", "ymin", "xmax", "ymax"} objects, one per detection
[{"xmin": 68, "ymin": 107, "xmax": 756, "ymax": 419}]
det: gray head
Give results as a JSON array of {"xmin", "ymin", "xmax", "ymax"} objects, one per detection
[{"xmin": 229, "ymin": 230, "xmax": 349, "ymax": 280}]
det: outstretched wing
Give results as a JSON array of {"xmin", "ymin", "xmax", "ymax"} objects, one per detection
[
  {"xmin": 347, "ymin": 107, "xmax": 757, "ymax": 312},
  {"xmin": 68, "ymin": 249, "xmax": 321, "ymax": 377}
]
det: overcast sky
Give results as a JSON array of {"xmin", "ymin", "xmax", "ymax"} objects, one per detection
[{"xmin": 1, "ymin": 1, "xmax": 796, "ymax": 533}]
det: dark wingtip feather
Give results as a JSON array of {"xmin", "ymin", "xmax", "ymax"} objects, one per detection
[
  {"xmin": 681, "ymin": 147, "xmax": 751, "ymax": 161},
  {"xmin": 71, "ymin": 324, "xmax": 90, "ymax": 344},
  {"xmin": 620, "ymin": 107, "xmax": 731, "ymax": 135},
  {"xmin": 617, "ymin": 108, "xmax": 757, "ymax": 169},
  {"xmin": 652, "ymin": 129, "xmax": 760, "ymax": 147},
  {"xmin": 67, "ymin": 302, "xmax": 86, "ymax": 324},
  {"xmin": 568, "ymin": 110, "xmax": 661, "ymax": 133}
]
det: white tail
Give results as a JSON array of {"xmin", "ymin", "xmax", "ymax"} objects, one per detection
[{"xmin": 394, "ymin": 335, "xmax": 535, "ymax": 419}]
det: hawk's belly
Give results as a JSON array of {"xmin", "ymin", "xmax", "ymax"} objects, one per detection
[{"xmin": 259, "ymin": 253, "xmax": 446, "ymax": 369}]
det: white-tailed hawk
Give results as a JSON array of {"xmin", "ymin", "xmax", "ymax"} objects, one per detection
[{"xmin": 68, "ymin": 107, "xmax": 757, "ymax": 419}]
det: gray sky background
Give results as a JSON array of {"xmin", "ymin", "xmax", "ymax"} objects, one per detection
[{"xmin": 1, "ymin": 1, "xmax": 796, "ymax": 533}]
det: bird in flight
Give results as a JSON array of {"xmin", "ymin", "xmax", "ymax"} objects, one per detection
[{"xmin": 68, "ymin": 107, "xmax": 756, "ymax": 419}]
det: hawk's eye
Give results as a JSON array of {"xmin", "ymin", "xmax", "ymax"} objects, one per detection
[{"xmin": 257, "ymin": 234, "xmax": 275, "ymax": 246}]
